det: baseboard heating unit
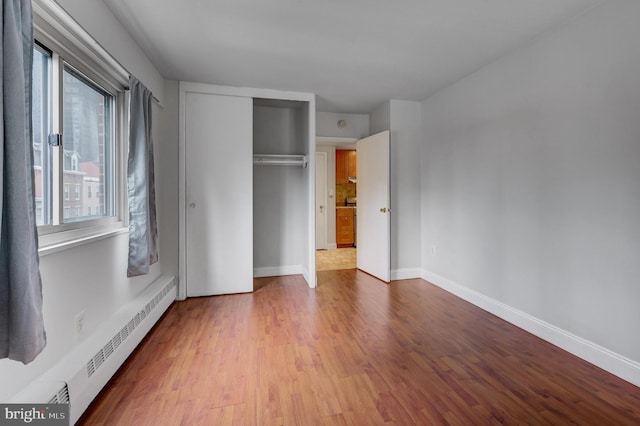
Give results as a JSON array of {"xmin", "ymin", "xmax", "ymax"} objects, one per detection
[{"xmin": 10, "ymin": 275, "xmax": 176, "ymax": 424}]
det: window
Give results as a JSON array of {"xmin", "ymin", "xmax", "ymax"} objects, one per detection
[
  {"xmin": 61, "ymin": 66, "xmax": 114, "ymax": 224},
  {"xmin": 32, "ymin": 45, "xmax": 50, "ymax": 226},
  {"xmin": 33, "ymin": 143, "xmax": 43, "ymax": 167},
  {"xmin": 31, "ymin": 18, "xmax": 127, "ymax": 245}
]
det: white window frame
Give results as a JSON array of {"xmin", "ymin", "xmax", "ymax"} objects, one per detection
[{"xmin": 33, "ymin": 0, "xmax": 130, "ymax": 252}]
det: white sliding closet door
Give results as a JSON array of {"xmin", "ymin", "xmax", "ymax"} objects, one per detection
[{"xmin": 185, "ymin": 93, "xmax": 253, "ymax": 296}]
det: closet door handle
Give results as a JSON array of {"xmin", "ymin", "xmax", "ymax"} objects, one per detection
[{"xmin": 189, "ymin": 203, "xmax": 196, "ymax": 209}]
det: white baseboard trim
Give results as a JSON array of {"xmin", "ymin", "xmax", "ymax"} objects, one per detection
[
  {"xmin": 253, "ymin": 265, "xmax": 303, "ymax": 278},
  {"xmin": 391, "ymin": 268, "xmax": 422, "ymax": 281},
  {"xmin": 422, "ymin": 269, "xmax": 640, "ymax": 387},
  {"xmin": 301, "ymin": 265, "xmax": 315, "ymax": 289}
]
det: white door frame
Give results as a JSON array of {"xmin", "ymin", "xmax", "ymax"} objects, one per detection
[{"xmin": 315, "ymin": 151, "xmax": 328, "ymax": 250}]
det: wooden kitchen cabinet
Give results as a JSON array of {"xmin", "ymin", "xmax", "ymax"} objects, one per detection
[
  {"xmin": 336, "ymin": 150, "xmax": 356, "ymax": 184},
  {"xmin": 347, "ymin": 150, "xmax": 356, "ymax": 178},
  {"xmin": 336, "ymin": 208, "xmax": 354, "ymax": 247}
]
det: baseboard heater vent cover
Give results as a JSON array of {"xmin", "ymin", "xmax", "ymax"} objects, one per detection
[
  {"xmin": 86, "ymin": 279, "xmax": 176, "ymax": 378},
  {"xmin": 49, "ymin": 382, "xmax": 70, "ymax": 404}
]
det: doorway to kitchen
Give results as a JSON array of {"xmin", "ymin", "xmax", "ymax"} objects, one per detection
[
  {"xmin": 316, "ymin": 145, "xmax": 358, "ymax": 271},
  {"xmin": 316, "ymin": 247, "xmax": 356, "ymax": 271},
  {"xmin": 315, "ymin": 131, "xmax": 390, "ymax": 280}
]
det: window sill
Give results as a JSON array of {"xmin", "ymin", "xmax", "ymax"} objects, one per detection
[{"xmin": 38, "ymin": 223, "xmax": 128, "ymax": 257}]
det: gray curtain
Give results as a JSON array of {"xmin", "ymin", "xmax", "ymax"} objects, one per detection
[
  {"xmin": 1, "ymin": 0, "xmax": 47, "ymax": 363},
  {"xmin": 127, "ymin": 76, "xmax": 158, "ymax": 277}
]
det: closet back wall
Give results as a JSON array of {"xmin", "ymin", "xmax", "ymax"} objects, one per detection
[{"xmin": 253, "ymin": 103, "xmax": 307, "ymax": 277}]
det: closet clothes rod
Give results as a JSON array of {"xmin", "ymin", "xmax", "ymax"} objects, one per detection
[{"xmin": 253, "ymin": 154, "xmax": 309, "ymax": 168}]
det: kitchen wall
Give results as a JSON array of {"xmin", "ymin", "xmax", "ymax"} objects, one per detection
[
  {"xmin": 336, "ymin": 180, "xmax": 356, "ymax": 206},
  {"xmin": 0, "ymin": 0, "xmax": 176, "ymax": 401},
  {"xmin": 421, "ymin": 0, "xmax": 640, "ymax": 373}
]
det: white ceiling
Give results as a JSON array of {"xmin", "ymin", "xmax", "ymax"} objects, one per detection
[{"xmin": 103, "ymin": 0, "xmax": 603, "ymax": 113}]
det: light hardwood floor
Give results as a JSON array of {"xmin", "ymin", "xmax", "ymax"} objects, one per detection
[
  {"xmin": 79, "ymin": 271, "xmax": 640, "ymax": 425},
  {"xmin": 316, "ymin": 248, "xmax": 356, "ymax": 271}
]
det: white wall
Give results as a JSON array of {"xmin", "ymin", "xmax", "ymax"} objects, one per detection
[
  {"xmin": 370, "ymin": 101, "xmax": 422, "ymax": 279},
  {"xmin": 317, "ymin": 111, "xmax": 369, "ymax": 139},
  {"xmin": 369, "ymin": 102, "xmax": 390, "ymax": 135},
  {"xmin": 388, "ymin": 101, "xmax": 422, "ymax": 278},
  {"xmin": 0, "ymin": 1, "xmax": 175, "ymax": 402},
  {"xmin": 55, "ymin": 0, "xmax": 164, "ymax": 102},
  {"xmin": 421, "ymin": 0, "xmax": 640, "ymax": 366},
  {"xmin": 157, "ymin": 80, "xmax": 180, "ymax": 279}
]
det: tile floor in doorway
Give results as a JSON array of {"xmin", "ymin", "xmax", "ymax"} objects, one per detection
[{"xmin": 316, "ymin": 248, "xmax": 356, "ymax": 271}]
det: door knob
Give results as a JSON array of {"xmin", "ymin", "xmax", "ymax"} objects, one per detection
[
  {"xmin": 189, "ymin": 203, "xmax": 196, "ymax": 208},
  {"xmin": 380, "ymin": 207, "xmax": 387, "ymax": 213},
  {"xmin": 319, "ymin": 205, "xmax": 324, "ymax": 212}
]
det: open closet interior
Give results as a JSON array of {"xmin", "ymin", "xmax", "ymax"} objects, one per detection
[{"xmin": 253, "ymin": 98, "xmax": 311, "ymax": 279}]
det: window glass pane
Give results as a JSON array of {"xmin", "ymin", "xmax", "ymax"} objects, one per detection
[
  {"xmin": 62, "ymin": 66, "xmax": 113, "ymax": 223},
  {"xmin": 32, "ymin": 46, "xmax": 51, "ymax": 226}
]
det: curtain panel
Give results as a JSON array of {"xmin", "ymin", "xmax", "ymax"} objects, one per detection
[
  {"xmin": 127, "ymin": 77, "xmax": 158, "ymax": 277},
  {"xmin": 0, "ymin": 0, "xmax": 47, "ymax": 364}
]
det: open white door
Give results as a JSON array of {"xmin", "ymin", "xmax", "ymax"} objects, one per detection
[
  {"xmin": 185, "ymin": 93, "xmax": 253, "ymax": 296},
  {"xmin": 315, "ymin": 152, "xmax": 328, "ymax": 250},
  {"xmin": 356, "ymin": 131, "xmax": 390, "ymax": 282}
]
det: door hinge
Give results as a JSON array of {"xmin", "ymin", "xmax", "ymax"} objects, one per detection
[{"xmin": 48, "ymin": 133, "xmax": 62, "ymax": 147}]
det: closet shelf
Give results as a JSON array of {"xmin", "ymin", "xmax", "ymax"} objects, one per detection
[{"xmin": 253, "ymin": 154, "xmax": 308, "ymax": 167}]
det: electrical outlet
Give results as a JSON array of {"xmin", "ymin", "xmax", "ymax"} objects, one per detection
[
  {"xmin": 74, "ymin": 310, "xmax": 85, "ymax": 336},
  {"xmin": 431, "ymin": 245, "xmax": 437, "ymax": 256}
]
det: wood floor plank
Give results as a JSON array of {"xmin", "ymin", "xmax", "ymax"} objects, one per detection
[{"xmin": 79, "ymin": 271, "xmax": 640, "ymax": 425}]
